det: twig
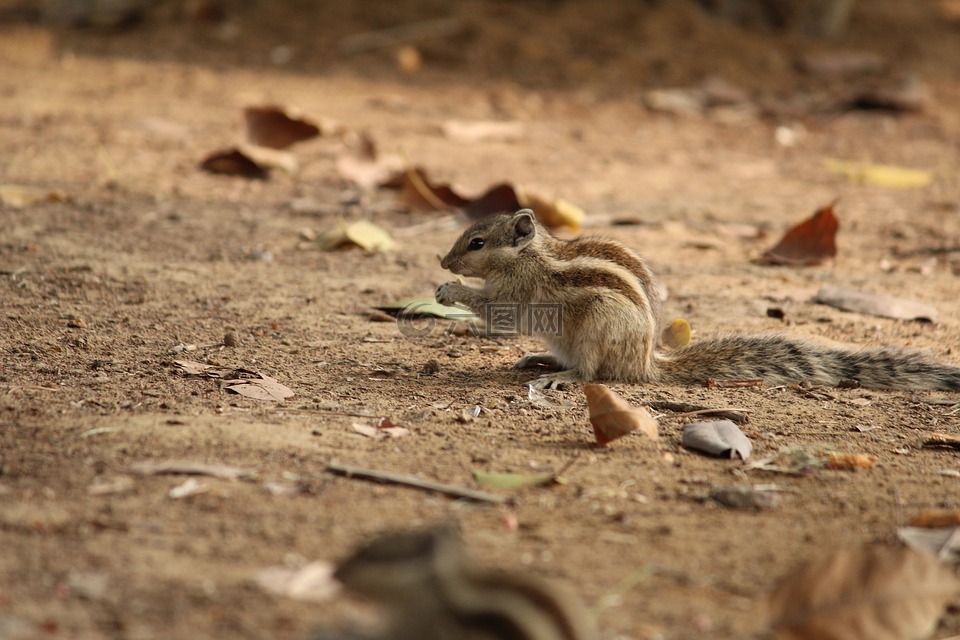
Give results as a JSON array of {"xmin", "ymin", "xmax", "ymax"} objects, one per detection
[
  {"xmin": 327, "ymin": 462, "xmax": 505, "ymax": 504},
  {"xmin": 339, "ymin": 17, "xmax": 466, "ymax": 55},
  {"xmin": 647, "ymin": 401, "xmax": 749, "ymax": 424},
  {"xmin": 706, "ymin": 378, "xmax": 764, "ymax": 389},
  {"xmin": 0, "ymin": 383, "xmax": 60, "ymax": 392}
]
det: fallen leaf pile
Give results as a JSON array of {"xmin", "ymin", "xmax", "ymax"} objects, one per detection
[{"xmin": 173, "ymin": 360, "xmax": 294, "ymax": 402}]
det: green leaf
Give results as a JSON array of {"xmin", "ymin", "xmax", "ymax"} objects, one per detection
[{"xmin": 473, "ymin": 470, "xmax": 556, "ymax": 489}]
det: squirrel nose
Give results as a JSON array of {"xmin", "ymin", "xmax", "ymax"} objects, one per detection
[{"xmin": 440, "ymin": 253, "xmax": 451, "ymax": 270}]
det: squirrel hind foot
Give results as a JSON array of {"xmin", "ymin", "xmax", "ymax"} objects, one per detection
[
  {"xmin": 528, "ymin": 370, "xmax": 580, "ymax": 390},
  {"xmin": 514, "ymin": 352, "xmax": 561, "ymax": 370}
]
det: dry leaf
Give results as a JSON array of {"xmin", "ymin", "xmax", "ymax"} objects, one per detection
[
  {"xmin": 823, "ymin": 451, "xmax": 877, "ymax": 470},
  {"xmin": 199, "ymin": 148, "xmax": 269, "ymax": 179},
  {"xmin": 584, "ymin": 383, "xmax": 658, "ymax": 444},
  {"xmin": 814, "ymin": 285, "xmax": 938, "ymax": 322},
  {"xmin": 682, "ymin": 420, "xmax": 752, "ymax": 460},
  {"xmin": 661, "ymin": 318, "xmax": 691, "ymax": 349},
  {"xmin": 375, "ymin": 296, "xmax": 478, "ymax": 321},
  {"xmin": 316, "ymin": 219, "xmax": 395, "ymax": 252},
  {"xmin": 224, "ymin": 374, "xmax": 295, "ymax": 402},
  {"xmin": 385, "ymin": 168, "xmax": 583, "ymax": 230},
  {"xmin": 473, "ymin": 470, "xmax": 556, "ymax": 489},
  {"xmin": 129, "ymin": 460, "xmax": 257, "ymax": 480},
  {"xmin": 825, "ymin": 159, "xmax": 932, "ymax": 188},
  {"xmin": 0, "ymin": 184, "xmax": 66, "ymax": 208},
  {"xmin": 517, "ymin": 190, "xmax": 585, "ymax": 231},
  {"xmin": 768, "ymin": 544, "xmax": 958, "ymax": 640},
  {"xmin": 254, "ymin": 561, "xmax": 339, "ymax": 602},
  {"xmin": 441, "ymin": 119, "xmax": 526, "ymax": 143},
  {"xmin": 244, "ymin": 105, "xmax": 320, "ymax": 149},
  {"xmin": 759, "ymin": 202, "xmax": 839, "ymax": 266}
]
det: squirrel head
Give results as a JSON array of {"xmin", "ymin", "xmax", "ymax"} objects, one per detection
[{"xmin": 440, "ymin": 209, "xmax": 539, "ymax": 277}]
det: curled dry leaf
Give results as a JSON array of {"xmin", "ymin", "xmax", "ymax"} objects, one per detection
[
  {"xmin": 759, "ymin": 202, "xmax": 838, "ymax": 266},
  {"xmin": 682, "ymin": 420, "xmax": 752, "ymax": 460},
  {"xmin": 244, "ymin": 105, "xmax": 320, "ymax": 149},
  {"xmin": 199, "ymin": 148, "xmax": 269, "ymax": 179},
  {"xmin": 768, "ymin": 544, "xmax": 959, "ymax": 640},
  {"xmin": 660, "ymin": 318, "xmax": 691, "ymax": 349},
  {"xmin": 584, "ymin": 383, "xmax": 658, "ymax": 445},
  {"xmin": 908, "ymin": 509, "xmax": 960, "ymax": 529},
  {"xmin": 923, "ymin": 432, "xmax": 960, "ymax": 450},
  {"xmin": 814, "ymin": 285, "xmax": 938, "ymax": 322}
]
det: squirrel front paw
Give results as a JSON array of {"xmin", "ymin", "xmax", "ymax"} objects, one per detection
[{"xmin": 435, "ymin": 281, "xmax": 465, "ymax": 307}]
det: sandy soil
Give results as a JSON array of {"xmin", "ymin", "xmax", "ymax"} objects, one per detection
[{"xmin": 2, "ymin": 1, "xmax": 960, "ymax": 638}]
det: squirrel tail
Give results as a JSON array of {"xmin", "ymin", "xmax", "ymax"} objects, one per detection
[{"xmin": 653, "ymin": 334, "xmax": 960, "ymax": 391}]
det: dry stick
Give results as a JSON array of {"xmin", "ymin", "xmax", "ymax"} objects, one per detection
[
  {"xmin": 647, "ymin": 401, "xmax": 750, "ymax": 424},
  {"xmin": 327, "ymin": 462, "xmax": 505, "ymax": 504},
  {"xmin": 0, "ymin": 383, "xmax": 60, "ymax": 392}
]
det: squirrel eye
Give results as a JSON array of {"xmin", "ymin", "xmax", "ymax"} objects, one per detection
[{"xmin": 467, "ymin": 238, "xmax": 485, "ymax": 250}]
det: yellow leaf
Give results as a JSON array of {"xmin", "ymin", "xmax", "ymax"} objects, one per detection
[
  {"xmin": 317, "ymin": 220, "xmax": 395, "ymax": 252},
  {"xmin": 824, "ymin": 159, "xmax": 932, "ymax": 189},
  {"xmin": 517, "ymin": 190, "xmax": 585, "ymax": 231},
  {"xmin": 661, "ymin": 318, "xmax": 691, "ymax": 349}
]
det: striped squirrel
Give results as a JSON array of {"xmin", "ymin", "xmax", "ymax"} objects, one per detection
[
  {"xmin": 332, "ymin": 526, "xmax": 596, "ymax": 640},
  {"xmin": 435, "ymin": 209, "xmax": 960, "ymax": 391}
]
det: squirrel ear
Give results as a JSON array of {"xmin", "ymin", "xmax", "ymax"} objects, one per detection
[{"xmin": 511, "ymin": 210, "xmax": 536, "ymax": 247}]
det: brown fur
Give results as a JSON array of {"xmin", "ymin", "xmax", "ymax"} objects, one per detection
[{"xmin": 436, "ymin": 210, "xmax": 960, "ymax": 390}]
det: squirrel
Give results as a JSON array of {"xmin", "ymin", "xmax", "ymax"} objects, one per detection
[
  {"xmin": 435, "ymin": 209, "xmax": 960, "ymax": 391},
  {"xmin": 331, "ymin": 526, "xmax": 597, "ymax": 640}
]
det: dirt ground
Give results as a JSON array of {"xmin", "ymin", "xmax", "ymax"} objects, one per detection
[{"xmin": 2, "ymin": 1, "xmax": 960, "ymax": 638}]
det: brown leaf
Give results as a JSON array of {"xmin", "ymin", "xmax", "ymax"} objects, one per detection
[
  {"xmin": 199, "ymin": 148, "xmax": 269, "ymax": 179},
  {"xmin": 244, "ymin": 105, "xmax": 320, "ymax": 149},
  {"xmin": 759, "ymin": 202, "xmax": 839, "ymax": 266},
  {"xmin": 394, "ymin": 168, "xmax": 469, "ymax": 211},
  {"xmin": 224, "ymin": 374, "xmax": 294, "ymax": 402},
  {"xmin": 0, "ymin": 184, "xmax": 66, "ymax": 208},
  {"xmin": 584, "ymin": 383, "xmax": 658, "ymax": 445},
  {"xmin": 768, "ymin": 544, "xmax": 958, "ymax": 640}
]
